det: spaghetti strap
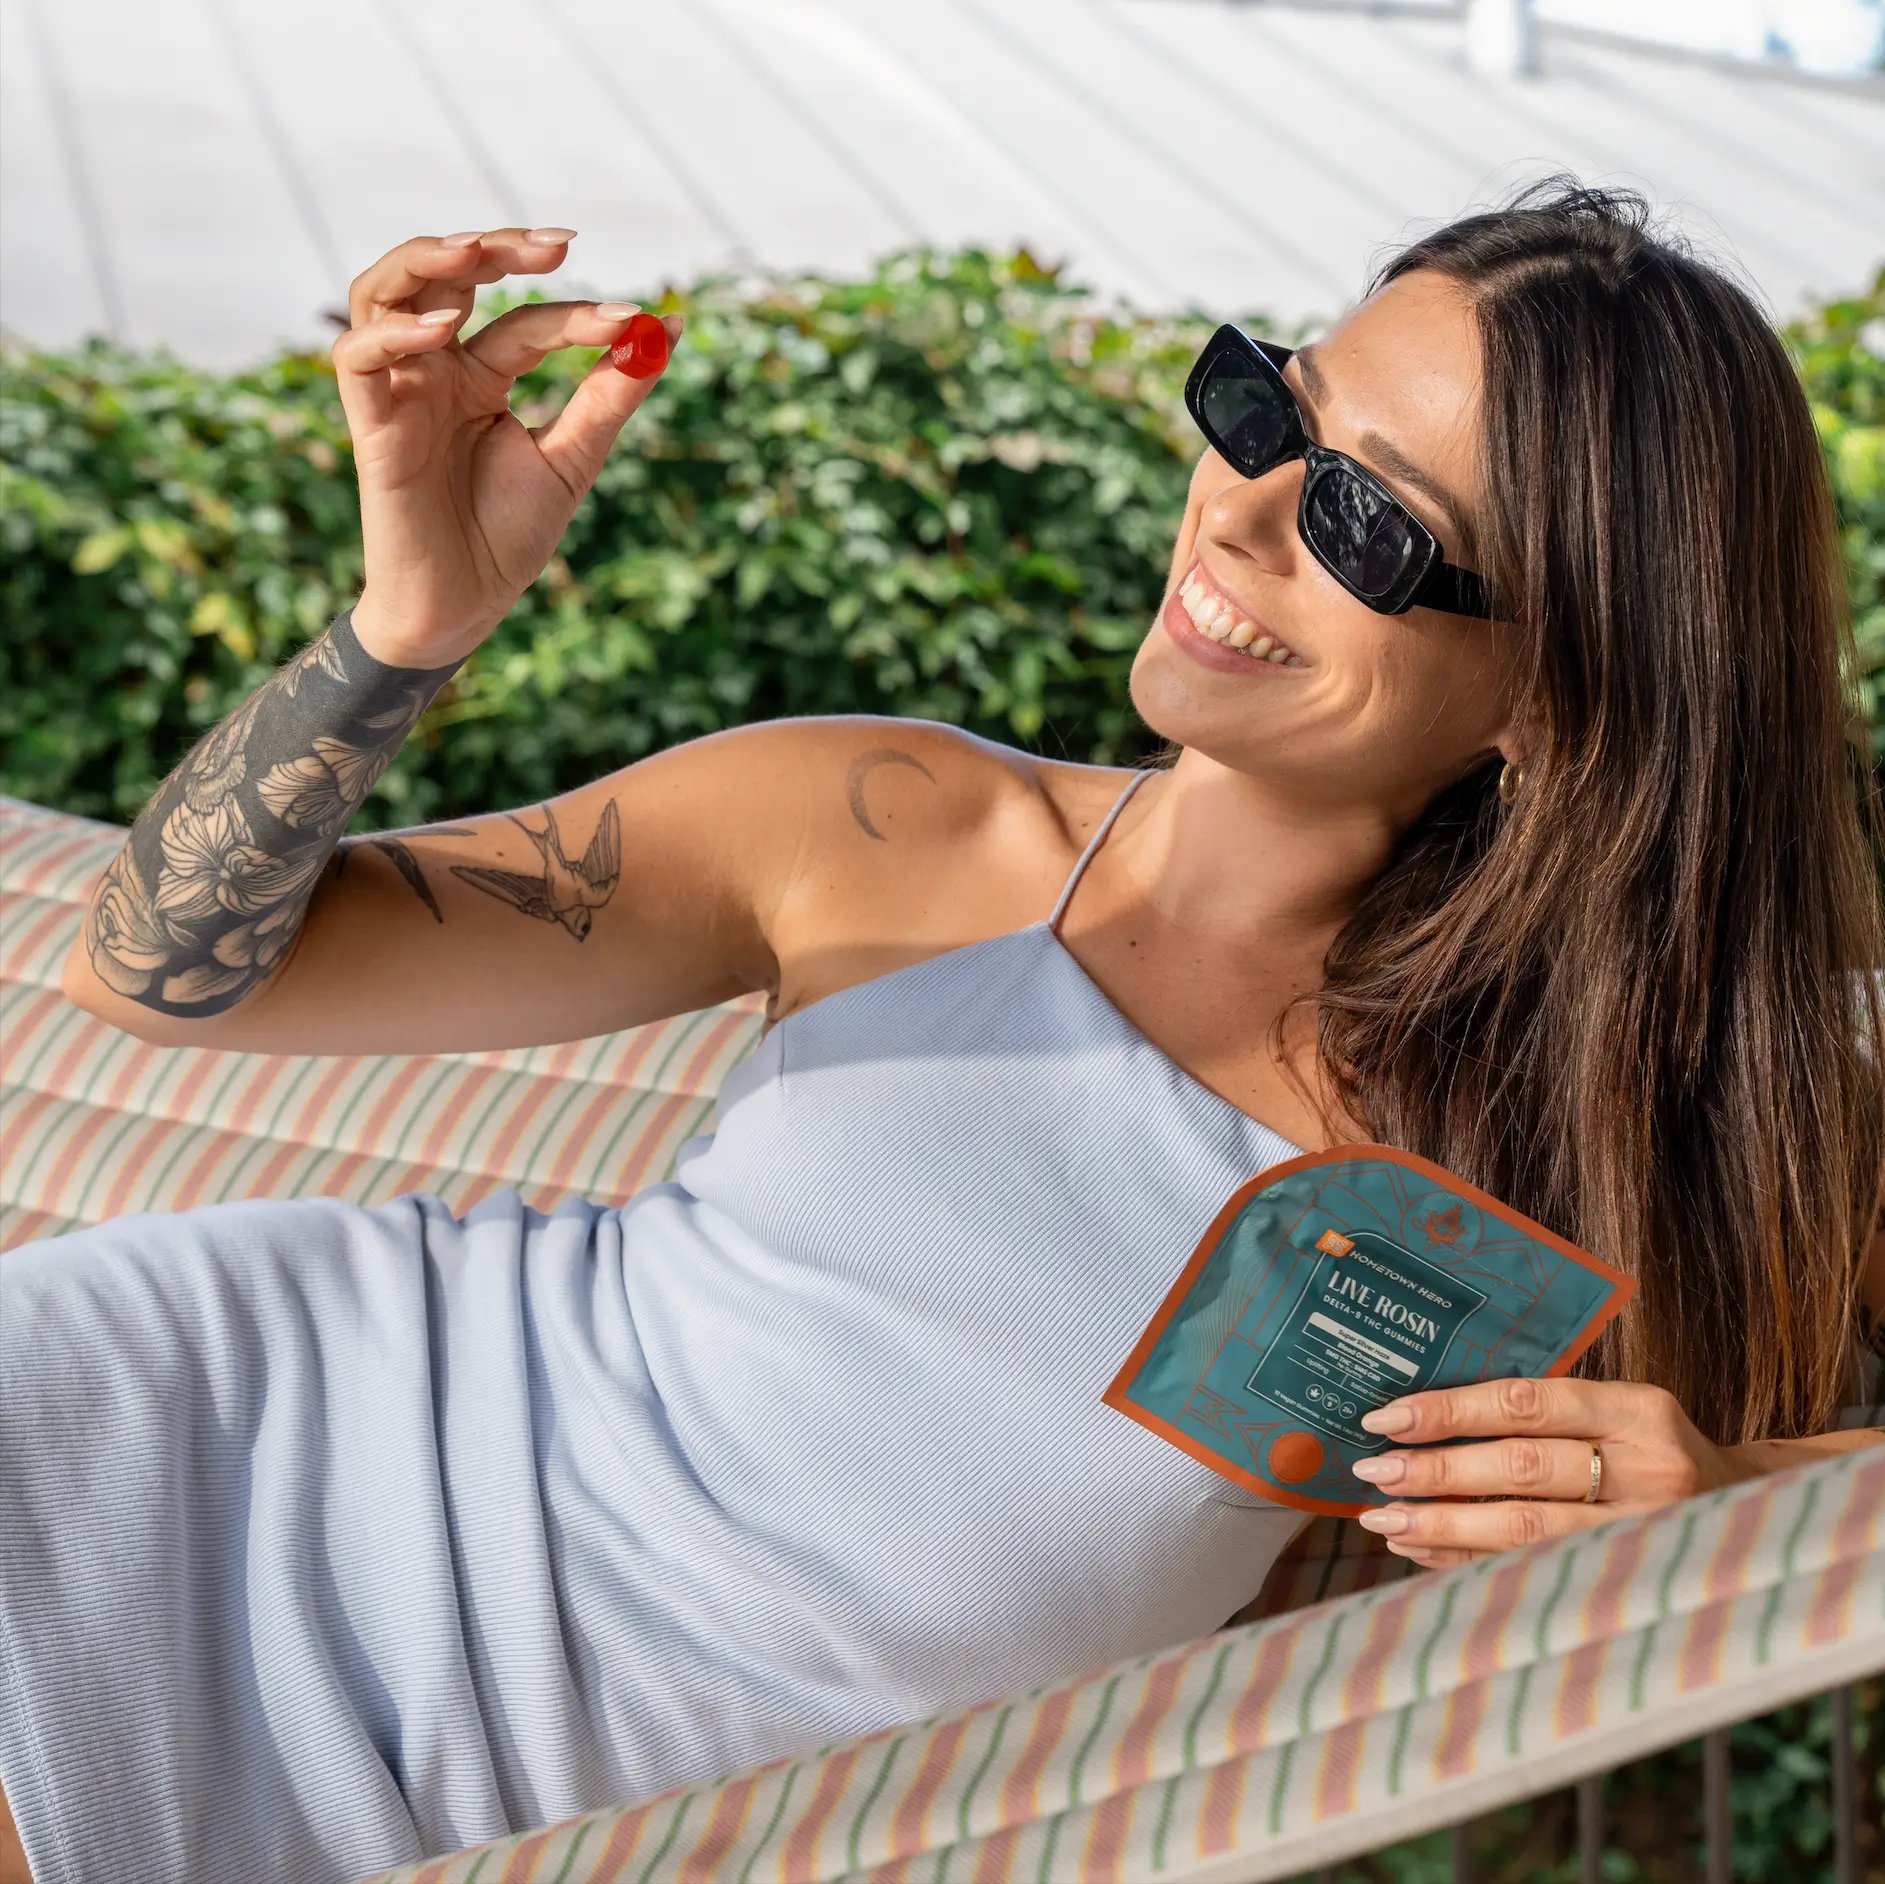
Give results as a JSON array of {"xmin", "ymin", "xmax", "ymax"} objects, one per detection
[{"xmin": 1047, "ymin": 769, "xmax": 1155, "ymax": 935}]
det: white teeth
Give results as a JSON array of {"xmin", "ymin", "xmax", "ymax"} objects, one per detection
[{"xmin": 1180, "ymin": 571, "xmax": 1302, "ymax": 665}]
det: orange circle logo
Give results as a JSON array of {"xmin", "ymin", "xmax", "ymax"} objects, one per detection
[{"xmin": 1267, "ymin": 1429, "xmax": 1326, "ymax": 1484}]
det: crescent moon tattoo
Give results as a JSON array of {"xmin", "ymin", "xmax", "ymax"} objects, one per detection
[{"xmin": 844, "ymin": 747, "xmax": 936, "ymax": 842}]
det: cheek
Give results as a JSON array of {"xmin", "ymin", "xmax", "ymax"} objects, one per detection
[
  {"xmin": 1362, "ymin": 634, "xmax": 1456, "ymax": 730},
  {"xmin": 1346, "ymin": 630, "xmax": 1514, "ymax": 780}
]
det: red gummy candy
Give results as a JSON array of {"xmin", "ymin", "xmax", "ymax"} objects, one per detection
[{"xmin": 605, "ymin": 311, "xmax": 670, "ymax": 378}]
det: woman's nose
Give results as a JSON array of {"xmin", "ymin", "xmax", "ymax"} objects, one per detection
[{"xmin": 1203, "ymin": 457, "xmax": 1305, "ymax": 574}]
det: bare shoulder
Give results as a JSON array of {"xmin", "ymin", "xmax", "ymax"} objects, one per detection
[
  {"xmin": 757, "ymin": 711, "xmax": 1132, "ymax": 911},
  {"xmin": 795, "ymin": 717, "xmax": 1133, "ymax": 840},
  {"xmin": 754, "ymin": 714, "xmax": 1136, "ymax": 1022}
]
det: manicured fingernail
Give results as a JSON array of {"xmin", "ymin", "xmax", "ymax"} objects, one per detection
[
  {"xmin": 594, "ymin": 303, "xmax": 640, "ymax": 321},
  {"xmin": 1360, "ymin": 1403, "xmax": 1414, "ymax": 1435},
  {"xmin": 418, "ymin": 308, "xmax": 460, "ymax": 326},
  {"xmin": 1357, "ymin": 1507, "xmax": 1411, "ymax": 1535},
  {"xmin": 1385, "ymin": 1542, "xmax": 1433, "ymax": 1561},
  {"xmin": 440, "ymin": 231, "xmax": 483, "ymax": 248},
  {"xmin": 661, "ymin": 314, "xmax": 684, "ymax": 341},
  {"xmin": 526, "ymin": 226, "xmax": 577, "ymax": 244},
  {"xmin": 1351, "ymin": 1456, "xmax": 1403, "ymax": 1485}
]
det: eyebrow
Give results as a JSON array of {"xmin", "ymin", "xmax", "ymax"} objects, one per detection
[{"xmin": 1293, "ymin": 342, "xmax": 1479, "ymax": 568}]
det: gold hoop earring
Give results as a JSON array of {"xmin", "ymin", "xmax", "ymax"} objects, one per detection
[{"xmin": 1497, "ymin": 760, "xmax": 1526, "ymax": 806}]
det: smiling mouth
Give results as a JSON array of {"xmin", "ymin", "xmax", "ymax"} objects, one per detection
[{"xmin": 1177, "ymin": 565, "xmax": 1306, "ymax": 665}]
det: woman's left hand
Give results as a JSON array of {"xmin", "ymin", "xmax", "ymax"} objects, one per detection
[{"xmin": 1349, "ymin": 1378, "xmax": 1752, "ymax": 1568}]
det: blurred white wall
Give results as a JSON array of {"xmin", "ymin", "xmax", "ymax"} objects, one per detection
[
  {"xmin": 1539, "ymin": 0, "xmax": 1885, "ymax": 73},
  {"xmin": 2, "ymin": 0, "xmax": 1880, "ymax": 367}
]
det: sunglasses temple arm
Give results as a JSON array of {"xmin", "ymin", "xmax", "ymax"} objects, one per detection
[{"xmin": 1415, "ymin": 561, "xmax": 1497, "ymax": 620}]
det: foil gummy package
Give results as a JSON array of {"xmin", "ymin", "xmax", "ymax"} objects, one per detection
[{"xmin": 1104, "ymin": 1145, "xmax": 1636, "ymax": 1517}]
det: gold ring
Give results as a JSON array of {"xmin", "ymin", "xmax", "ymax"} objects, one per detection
[{"xmin": 1582, "ymin": 1442, "xmax": 1604, "ymax": 1504}]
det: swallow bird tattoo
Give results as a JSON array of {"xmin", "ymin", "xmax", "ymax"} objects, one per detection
[{"xmin": 451, "ymin": 800, "xmax": 622, "ymax": 940}]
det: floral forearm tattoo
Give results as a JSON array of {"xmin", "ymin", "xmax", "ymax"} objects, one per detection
[{"xmin": 83, "ymin": 608, "xmax": 460, "ymax": 1018}]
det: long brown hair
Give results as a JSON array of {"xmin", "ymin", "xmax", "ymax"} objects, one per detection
[{"xmin": 1167, "ymin": 175, "xmax": 1885, "ymax": 1444}]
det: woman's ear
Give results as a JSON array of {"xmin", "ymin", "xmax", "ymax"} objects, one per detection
[{"xmin": 1492, "ymin": 698, "xmax": 1548, "ymax": 775}]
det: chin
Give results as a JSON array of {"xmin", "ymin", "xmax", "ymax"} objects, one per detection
[{"xmin": 1125, "ymin": 636, "xmax": 1186, "ymax": 749}]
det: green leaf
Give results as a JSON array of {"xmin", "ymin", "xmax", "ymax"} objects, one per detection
[
  {"xmin": 736, "ymin": 555, "xmax": 773, "ymax": 609},
  {"xmin": 71, "ymin": 525, "xmax": 132, "ymax": 574},
  {"xmin": 1836, "ymin": 425, "xmax": 1884, "ymax": 502}
]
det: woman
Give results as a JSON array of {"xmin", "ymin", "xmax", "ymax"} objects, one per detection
[{"xmin": 2, "ymin": 176, "xmax": 1881, "ymax": 1883}]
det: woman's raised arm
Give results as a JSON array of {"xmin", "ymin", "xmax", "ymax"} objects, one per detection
[
  {"xmin": 57, "ymin": 226, "xmax": 804, "ymax": 1055},
  {"xmin": 57, "ymin": 639, "xmax": 853, "ymax": 1056}
]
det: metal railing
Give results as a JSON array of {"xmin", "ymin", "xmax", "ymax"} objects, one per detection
[{"xmin": 1307, "ymin": 1683, "xmax": 1873, "ymax": 1883}]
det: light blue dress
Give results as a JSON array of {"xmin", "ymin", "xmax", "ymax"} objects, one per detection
[{"xmin": 0, "ymin": 766, "xmax": 1308, "ymax": 1884}]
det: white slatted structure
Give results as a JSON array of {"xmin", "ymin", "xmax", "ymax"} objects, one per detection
[{"xmin": 1, "ymin": 0, "xmax": 1880, "ymax": 365}]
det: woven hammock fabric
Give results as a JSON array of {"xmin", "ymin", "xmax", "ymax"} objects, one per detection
[{"xmin": 0, "ymin": 800, "xmax": 766, "ymax": 1245}]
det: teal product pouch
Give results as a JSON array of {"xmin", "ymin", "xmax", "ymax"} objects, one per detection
[{"xmin": 1104, "ymin": 1144, "xmax": 1636, "ymax": 1517}]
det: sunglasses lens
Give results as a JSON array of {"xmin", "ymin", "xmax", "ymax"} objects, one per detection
[
  {"xmin": 1305, "ymin": 468, "xmax": 1419, "ymax": 600},
  {"xmin": 1198, "ymin": 352, "xmax": 1295, "ymax": 473}
]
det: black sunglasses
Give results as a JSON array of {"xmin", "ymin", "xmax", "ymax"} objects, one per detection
[{"xmin": 1184, "ymin": 324, "xmax": 1495, "ymax": 620}]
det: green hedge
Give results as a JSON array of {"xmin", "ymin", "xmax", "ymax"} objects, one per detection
[{"xmin": 2, "ymin": 250, "xmax": 1880, "ymax": 833}]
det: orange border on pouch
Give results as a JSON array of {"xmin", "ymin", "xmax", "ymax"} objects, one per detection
[{"xmin": 1100, "ymin": 1141, "xmax": 1641, "ymax": 1519}]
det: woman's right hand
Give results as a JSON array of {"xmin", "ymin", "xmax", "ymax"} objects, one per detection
[{"xmin": 332, "ymin": 227, "xmax": 681, "ymax": 671}]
